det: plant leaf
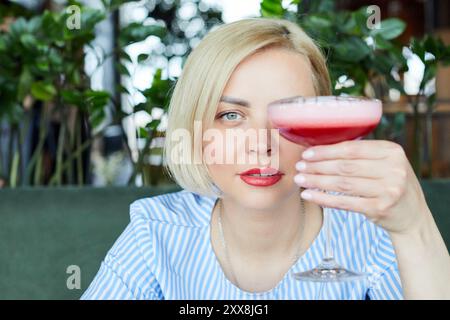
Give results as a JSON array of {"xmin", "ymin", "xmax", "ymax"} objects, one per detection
[
  {"xmin": 260, "ymin": 0, "xmax": 284, "ymax": 17},
  {"xmin": 371, "ymin": 18, "xmax": 406, "ymax": 40},
  {"xmin": 137, "ymin": 53, "xmax": 150, "ymax": 63},
  {"xmin": 334, "ymin": 37, "xmax": 371, "ymax": 62},
  {"xmin": 31, "ymin": 81, "xmax": 56, "ymax": 101}
]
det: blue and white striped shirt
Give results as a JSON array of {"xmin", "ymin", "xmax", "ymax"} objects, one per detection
[{"xmin": 81, "ymin": 189, "xmax": 403, "ymax": 300}]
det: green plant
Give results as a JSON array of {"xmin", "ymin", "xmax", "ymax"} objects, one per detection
[
  {"xmin": 128, "ymin": 68, "xmax": 174, "ymax": 185},
  {"xmin": 406, "ymin": 35, "xmax": 450, "ymax": 177},
  {"xmin": 0, "ymin": 0, "xmax": 167, "ymax": 187},
  {"xmin": 120, "ymin": 0, "xmax": 223, "ymax": 185},
  {"xmin": 0, "ymin": 0, "xmax": 226, "ymax": 188},
  {"xmin": 0, "ymin": 1, "xmax": 108, "ymax": 187}
]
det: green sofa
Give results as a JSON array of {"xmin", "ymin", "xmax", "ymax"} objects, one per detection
[{"xmin": 0, "ymin": 180, "xmax": 449, "ymax": 300}]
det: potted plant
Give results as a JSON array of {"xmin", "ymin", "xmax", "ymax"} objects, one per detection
[{"xmin": 0, "ymin": 0, "xmax": 166, "ymax": 188}]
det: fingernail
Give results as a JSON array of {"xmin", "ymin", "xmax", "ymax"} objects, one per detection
[
  {"xmin": 302, "ymin": 150, "xmax": 314, "ymax": 159},
  {"xmin": 301, "ymin": 190, "xmax": 312, "ymax": 200},
  {"xmin": 296, "ymin": 161, "xmax": 306, "ymax": 171},
  {"xmin": 294, "ymin": 174, "xmax": 306, "ymax": 185}
]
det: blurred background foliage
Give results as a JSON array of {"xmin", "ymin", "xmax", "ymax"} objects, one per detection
[
  {"xmin": 0, "ymin": 0, "xmax": 222, "ymax": 187},
  {"xmin": 0, "ymin": 0, "xmax": 449, "ymax": 188}
]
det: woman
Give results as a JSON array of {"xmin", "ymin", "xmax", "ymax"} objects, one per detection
[{"xmin": 81, "ymin": 18, "xmax": 450, "ymax": 300}]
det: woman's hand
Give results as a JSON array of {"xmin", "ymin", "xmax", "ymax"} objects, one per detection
[{"xmin": 294, "ymin": 139, "xmax": 431, "ymax": 235}]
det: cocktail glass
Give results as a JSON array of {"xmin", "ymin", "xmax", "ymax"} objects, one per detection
[{"xmin": 268, "ymin": 95, "xmax": 382, "ymax": 282}]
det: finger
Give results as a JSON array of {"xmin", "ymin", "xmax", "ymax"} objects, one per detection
[
  {"xmin": 300, "ymin": 188, "xmax": 377, "ymax": 218},
  {"xmin": 294, "ymin": 173, "xmax": 381, "ymax": 198},
  {"xmin": 296, "ymin": 159, "xmax": 384, "ymax": 179},
  {"xmin": 301, "ymin": 140, "xmax": 395, "ymax": 162}
]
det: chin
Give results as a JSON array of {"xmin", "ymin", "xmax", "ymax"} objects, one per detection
[{"xmin": 234, "ymin": 184, "xmax": 289, "ymax": 210}]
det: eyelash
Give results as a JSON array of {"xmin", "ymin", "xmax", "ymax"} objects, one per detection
[{"xmin": 217, "ymin": 111, "xmax": 244, "ymax": 121}]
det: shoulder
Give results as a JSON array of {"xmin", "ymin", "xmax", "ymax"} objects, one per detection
[{"xmin": 130, "ymin": 189, "xmax": 217, "ymax": 228}]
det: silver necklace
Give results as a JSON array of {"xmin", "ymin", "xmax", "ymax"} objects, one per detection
[{"xmin": 217, "ymin": 195, "xmax": 306, "ymax": 290}]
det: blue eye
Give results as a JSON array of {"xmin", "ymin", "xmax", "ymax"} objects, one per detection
[{"xmin": 219, "ymin": 112, "xmax": 243, "ymax": 121}]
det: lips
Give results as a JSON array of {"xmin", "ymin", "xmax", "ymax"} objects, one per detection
[
  {"xmin": 238, "ymin": 167, "xmax": 284, "ymax": 187},
  {"xmin": 239, "ymin": 167, "xmax": 282, "ymax": 176}
]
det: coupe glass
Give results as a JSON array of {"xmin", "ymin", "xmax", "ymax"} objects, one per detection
[{"xmin": 268, "ymin": 95, "xmax": 382, "ymax": 282}]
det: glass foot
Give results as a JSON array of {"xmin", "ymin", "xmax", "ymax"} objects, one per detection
[{"xmin": 292, "ymin": 258, "xmax": 367, "ymax": 282}]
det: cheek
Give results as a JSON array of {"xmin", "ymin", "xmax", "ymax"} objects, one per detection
[
  {"xmin": 206, "ymin": 163, "xmax": 237, "ymax": 193},
  {"xmin": 202, "ymin": 134, "xmax": 237, "ymax": 182},
  {"xmin": 202, "ymin": 130, "xmax": 247, "ymax": 165},
  {"xmin": 202, "ymin": 136, "xmax": 236, "ymax": 166}
]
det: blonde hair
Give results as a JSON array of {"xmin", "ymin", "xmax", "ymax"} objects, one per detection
[{"xmin": 163, "ymin": 17, "xmax": 331, "ymax": 197}]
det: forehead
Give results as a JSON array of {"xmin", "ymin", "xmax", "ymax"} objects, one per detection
[{"xmin": 222, "ymin": 47, "xmax": 316, "ymax": 100}]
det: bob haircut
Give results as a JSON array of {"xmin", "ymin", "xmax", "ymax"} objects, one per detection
[{"xmin": 163, "ymin": 17, "xmax": 332, "ymax": 197}]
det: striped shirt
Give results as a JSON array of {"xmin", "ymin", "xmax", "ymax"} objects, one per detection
[{"xmin": 81, "ymin": 189, "xmax": 403, "ymax": 300}]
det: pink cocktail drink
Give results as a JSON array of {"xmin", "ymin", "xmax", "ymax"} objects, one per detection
[
  {"xmin": 268, "ymin": 96, "xmax": 382, "ymax": 147},
  {"xmin": 268, "ymin": 96, "xmax": 382, "ymax": 283}
]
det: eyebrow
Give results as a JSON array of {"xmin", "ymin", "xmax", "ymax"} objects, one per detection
[
  {"xmin": 219, "ymin": 96, "xmax": 250, "ymax": 107},
  {"xmin": 219, "ymin": 95, "xmax": 305, "ymax": 107}
]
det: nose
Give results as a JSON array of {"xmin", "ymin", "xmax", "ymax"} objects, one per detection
[
  {"xmin": 248, "ymin": 121, "xmax": 274, "ymax": 156},
  {"xmin": 249, "ymin": 140, "xmax": 272, "ymax": 156}
]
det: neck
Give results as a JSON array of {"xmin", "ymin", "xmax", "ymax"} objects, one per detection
[{"xmin": 218, "ymin": 190, "xmax": 309, "ymax": 260}]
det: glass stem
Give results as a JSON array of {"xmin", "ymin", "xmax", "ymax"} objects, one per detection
[{"xmin": 324, "ymin": 206, "xmax": 334, "ymax": 261}]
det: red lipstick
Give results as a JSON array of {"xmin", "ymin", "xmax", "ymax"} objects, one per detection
[{"xmin": 238, "ymin": 167, "xmax": 284, "ymax": 187}]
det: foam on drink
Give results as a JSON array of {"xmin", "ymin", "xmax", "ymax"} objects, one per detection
[{"xmin": 268, "ymin": 96, "xmax": 382, "ymax": 146}]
